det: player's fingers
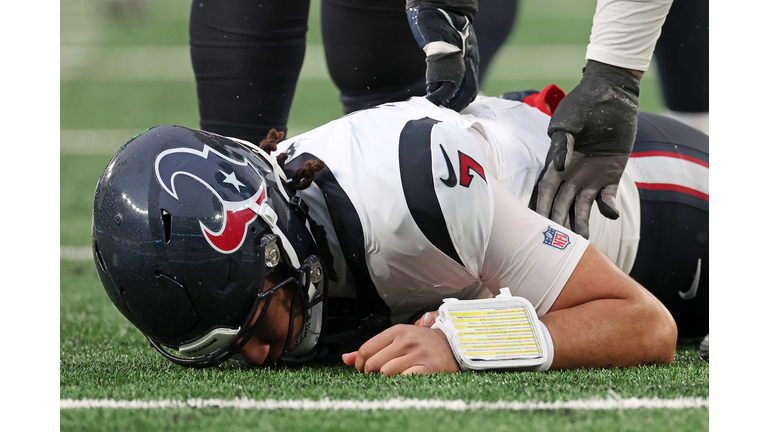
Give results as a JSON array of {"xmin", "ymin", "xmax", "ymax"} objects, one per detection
[
  {"xmin": 549, "ymin": 131, "xmax": 572, "ymax": 171},
  {"xmin": 355, "ymin": 325, "xmax": 422, "ymax": 373},
  {"xmin": 551, "ymin": 182, "xmax": 578, "ymax": 226},
  {"xmin": 354, "ymin": 329, "xmax": 397, "ymax": 372},
  {"xmin": 596, "ymin": 185, "xmax": 620, "ymax": 220},
  {"xmin": 381, "ymin": 355, "xmax": 435, "ymax": 376},
  {"xmin": 535, "ymin": 162, "xmax": 562, "ymax": 218},
  {"xmin": 377, "ymin": 354, "xmax": 426, "ymax": 376},
  {"xmin": 414, "ymin": 311, "xmax": 438, "ymax": 327},
  {"xmin": 386, "ymin": 349, "xmax": 457, "ymax": 376},
  {"xmin": 572, "ymin": 188, "xmax": 598, "ymax": 239},
  {"xmin": 426, "ymin": 82, "xmax": 458, "ymax": 106},
  {"xmin": 342, "ymin": 352, "xmax": 358, "ymax": 367},
  {"xmin": 444, "ymin": 65, "xmax": 477, "ymax": 112},
  {"xmin": 360, "ymin": 342, "xmax": 410, "ymax": 374}
]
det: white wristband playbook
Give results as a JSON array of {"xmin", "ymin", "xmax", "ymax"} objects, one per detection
[{"xmin": 430, "ymin": 288, "xmax": 553, "ymax": 371}]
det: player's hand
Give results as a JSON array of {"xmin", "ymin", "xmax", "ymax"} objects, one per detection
[
  {"xmin": 414, "ymin": 311, "xmax": 439, "ymax": 327},
  {"xmin": 531, "ymin": 60, "xmax": 640, "ymax": 239},
  {"xmin": 341, "ymin": 324, "xmax": 459, "ymax": 375},
  {"xmin": 533, "ymin": 134, "xmax": 628, "ymax": 238},
  {"xmin": 407, "ymin": 4, "xmax": 479, "ymax": 112}
]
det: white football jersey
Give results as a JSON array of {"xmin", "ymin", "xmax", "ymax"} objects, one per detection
[
  {"xmin": 462, "ymin": 96, "xmax": 641, "ymax": 276},
  {"xmin": 276, "ymin": 96, "xmax": 639, "ymax": 324}
]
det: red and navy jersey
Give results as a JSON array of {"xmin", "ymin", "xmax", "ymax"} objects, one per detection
[{"xmin": 628, "ymin": 113, "xmax": 709, "ymax": 211}]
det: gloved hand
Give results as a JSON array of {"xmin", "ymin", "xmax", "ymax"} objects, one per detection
[
  {"xmin": 530, "ymin": 60, "xmax": 641, "ymax": 239},
  {"xmin": 407, "ymin": 4, "xmax": 479, "ymax": 112}
]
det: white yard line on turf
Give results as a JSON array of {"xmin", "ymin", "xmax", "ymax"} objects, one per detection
[
  {"xmin": 60, "ymin": 129, "xmax": 143, "ymax": 155},
  {"xmin": 63, "ymin": 45, "xmax": 649, "ymax": 83},
  {"xmin": 61, "ymin": 397, "xmax": 708, "ymax": 411},
  {"xmin": 60, "ymin": 128, "xmax": 313, "ymax": 156},
  {"xmin": 61, "ymin": 246, "xmax": 94, "ymax": 261}
]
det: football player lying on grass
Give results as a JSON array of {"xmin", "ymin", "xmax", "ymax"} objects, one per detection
[{"xmin": 92, "ymin": 87, "xmax": 708, "ymax": 375}]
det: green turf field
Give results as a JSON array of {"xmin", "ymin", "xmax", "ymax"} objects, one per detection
[{"xmin": 60, "ymin": 0, "xmax": 707, "ymax": 430}]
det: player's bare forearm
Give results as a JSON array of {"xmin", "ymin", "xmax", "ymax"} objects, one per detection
[
  {"xmin": 343, "ymin": 245, "xmax": 677, "ymax": 375},
  {"xmin": 542, "ymin": 245, "xmax": 677, "ymax": 369}
]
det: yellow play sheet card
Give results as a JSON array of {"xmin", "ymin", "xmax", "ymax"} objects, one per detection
[
  {"xmin": 431, "ymin": 288, "xmax": 548, "ymax": 370},
  {"xmin": 449, "ymin": 306, "xmax": 542, "ymax": 359}
]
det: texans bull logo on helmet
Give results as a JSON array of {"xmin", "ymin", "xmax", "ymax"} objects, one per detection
[{"xmin": 154, "ymin": 145, "xmax": 268, "ymax": 254}]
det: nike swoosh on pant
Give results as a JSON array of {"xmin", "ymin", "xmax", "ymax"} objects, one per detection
[{"xmin": 679, "ymin": 258, "xmax": 702, "ymax": 300}]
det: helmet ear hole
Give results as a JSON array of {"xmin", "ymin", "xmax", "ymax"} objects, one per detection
[
  {"xmin": 161, "ymin": 209, "xmax": 172, "ymax": 244},
  {"xmin": 122, "ymin": 271, "xmax": 201, "ymax": 338},
  {"xmin": 93, "ymin": 241, "xmax": 108, "ymax": 274}
]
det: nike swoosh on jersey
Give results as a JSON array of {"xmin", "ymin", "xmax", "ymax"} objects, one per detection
[
  {"xmin": 679, "ymin": 258, "xmax": 702, "ymax": 300},
  {"xmin": 439, "ymin": 144, "xmax": 457, "ymax": 187}
]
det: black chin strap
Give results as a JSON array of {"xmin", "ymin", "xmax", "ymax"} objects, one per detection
[
  {"xmin": 280, "ymin": 274, "xmax": 305, "ymax": 357},
  {"xmin": 278, "ymin": 258, "xmax": 327, "ymax": 365}
]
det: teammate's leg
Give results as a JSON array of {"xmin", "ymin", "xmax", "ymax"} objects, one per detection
[
  {"xmin": 473, "ymin": 0, "xmax": 518, "ymax": 85},
  {"xmin": 321, "ymin": 0, "xmax": 518, "ymax": 114},
  {"xmin": 654, "ymin": 0, "xmax": 709, "ymax": 133},
  {"xmin": 321, "ymin": 0, "xmax": 427, "ymax": 114},
  {"xmin": 189, "ymin": 0, "xmax": 311, "ymax": 143},
  {"xmin": 627, "ymin": 112, "xmax": 709, "ymax": 338}
]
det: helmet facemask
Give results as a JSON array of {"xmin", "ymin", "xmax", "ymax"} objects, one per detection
[{"xmin": 145, "ymin": 232, "xmax": 327, "ymax": 368}]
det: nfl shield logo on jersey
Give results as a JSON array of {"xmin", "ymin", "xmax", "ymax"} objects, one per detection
[{"xmin": 543, "ymin": 226, "xmax": 570, "ymax": 250}]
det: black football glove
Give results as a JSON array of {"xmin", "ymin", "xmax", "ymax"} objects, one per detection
[
  {"xmin": 407, "ymin": 4, "xmax": 479, "ymax": 112},
  {"xmin": 530, "ymin": 60, "xmax": 641, "ymax": 239}
]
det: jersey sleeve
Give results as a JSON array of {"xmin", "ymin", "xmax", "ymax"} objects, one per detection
[
  {"xmin": 399, "ymin": 117, "xmax": 495, "ymax": 281},
  {"xmin": 397, "ymin": 111, "xmax": 588, "ymax": 317},
  {"xmin": 431, "ymin": 120, "xmax": 495, "ymax": 278},
  {"xmin": 586, "ymin": 0, "xmax": 673, "ymax": 71},
  {"xmin": 480, "ymin": 178, "xmax": 589, "ymax": 316}
]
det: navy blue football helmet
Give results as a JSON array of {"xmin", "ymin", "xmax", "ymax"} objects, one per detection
[{"xmin": 92, "ymin": 125, "xmax": 327, "ymax": 367}]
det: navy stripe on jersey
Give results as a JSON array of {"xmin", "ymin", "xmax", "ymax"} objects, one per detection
[
  {"xmin": 632, "ymin": 112, "xmax": 710, "ymax": 212},
  {"xmin": 398, "ymin": 118, "xmax": 464, "ymax": 267},
  {"xmin": 284, "ymin": 153, "xmax": 392, "ymax": 321},
  {"xmin": 631, "ymin": 141, "xmax": 709, "ymax": 166},
  {"xmin": 634, "ymin": 111, "xmax": 709, "ymax": 154}
]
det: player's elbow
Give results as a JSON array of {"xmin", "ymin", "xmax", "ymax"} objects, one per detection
[
  {"xmin": 637, "ymin": 295, "xmax": 678, "ymax": 365},
  {"xmin": 655, "ymin": 306, "xmax": 678, "ymax": 365}
]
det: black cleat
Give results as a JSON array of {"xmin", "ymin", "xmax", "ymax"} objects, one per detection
[{"xmin": 699, "ymin": 334, "xmax": 709, "ymax": 362}]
